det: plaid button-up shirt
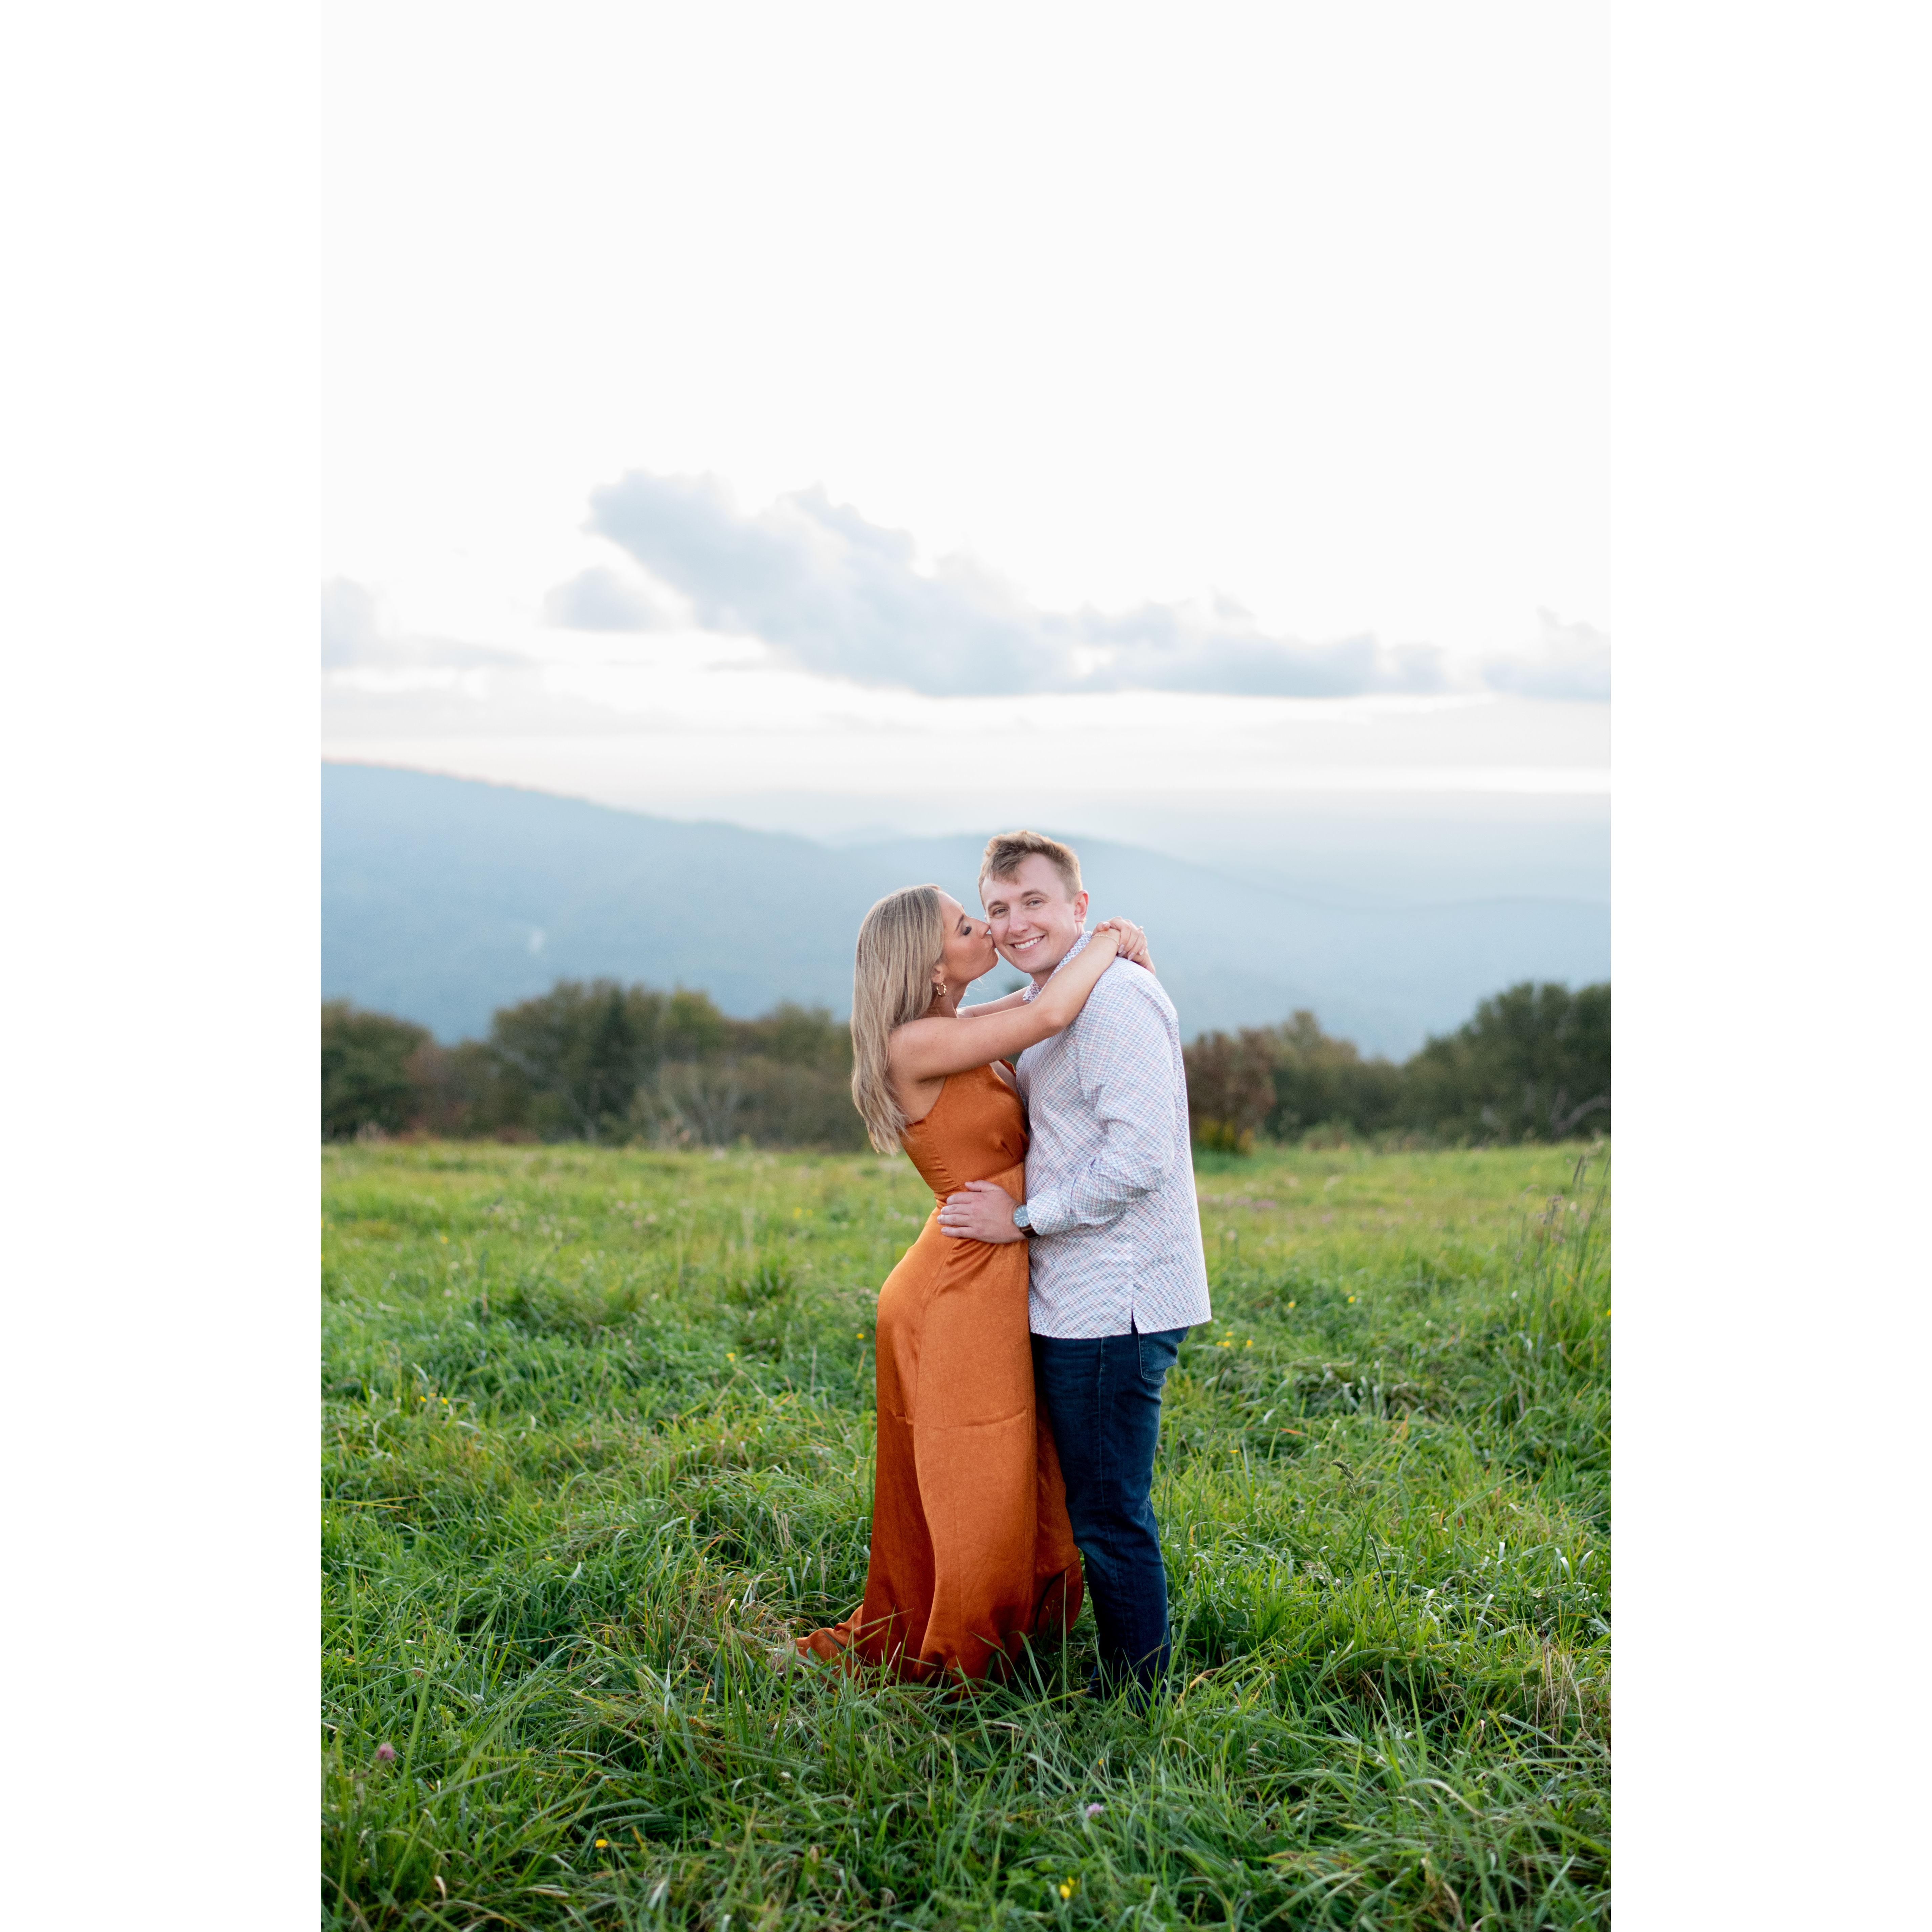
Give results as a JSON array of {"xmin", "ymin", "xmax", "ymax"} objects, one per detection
[{"xmin": 1016, "ymin": 934, "xmax": 1213, "ymax": 1339}]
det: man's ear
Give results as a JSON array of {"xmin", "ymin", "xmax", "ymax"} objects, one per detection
[{"xmin": 1073, "ymin": 889, "xmax": 1090, "ymax": 925}]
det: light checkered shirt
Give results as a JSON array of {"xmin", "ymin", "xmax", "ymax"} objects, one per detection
[{"xmin": 1016, "ymin": 934, "xmax": 1213, "ymax": 1339}]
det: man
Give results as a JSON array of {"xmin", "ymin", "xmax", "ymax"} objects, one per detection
[{"xmin": 937, "ymin": 829, "xmax": 1212, "ymax": 1697}]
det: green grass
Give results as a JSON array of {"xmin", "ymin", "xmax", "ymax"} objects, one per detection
[{"xmin": 323, "ymin": 1139, "xmax": 1610, "ymax": 1930}]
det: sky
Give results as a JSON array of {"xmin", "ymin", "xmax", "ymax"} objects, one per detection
[{"xmin": 323, "ymin": 1, "xmax": 1607, "ymax": 899}]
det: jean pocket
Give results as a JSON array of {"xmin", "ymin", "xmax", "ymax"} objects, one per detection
[{"xmin": 1135, "ymin": 1327, "xmax": 1181, "ymax": 1390}]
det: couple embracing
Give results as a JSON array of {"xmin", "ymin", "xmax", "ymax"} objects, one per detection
[{"xmin": 794, "ymin": 830, "xmax": 1211, "ymax": 1697}]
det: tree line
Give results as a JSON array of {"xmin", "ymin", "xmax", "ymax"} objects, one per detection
[
  {"xmin": 323, "ymin": 977, "xmax": 1608, "ymax": 1152},
  {"xmin": 1180, "ymin": 980, "xmax": 1609, "ymax": 1152},
  {"xmin": 322, "ymin": 982, "xmax": 858, "ymax": 1148}
]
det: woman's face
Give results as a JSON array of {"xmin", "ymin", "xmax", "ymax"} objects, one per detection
[{"xmin": 934, "ymin": 890, "xmax": 998, "ymax": 991}]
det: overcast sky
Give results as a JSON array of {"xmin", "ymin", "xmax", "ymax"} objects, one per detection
[{"xmin": 323, "ymin": 1, "xmax": 1607, "ymax": 865}]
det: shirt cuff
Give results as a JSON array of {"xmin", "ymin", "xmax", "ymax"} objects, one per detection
[{"xmin": 1022, "ymin": 1186, "xmax": 1072, "ymax": 1236}]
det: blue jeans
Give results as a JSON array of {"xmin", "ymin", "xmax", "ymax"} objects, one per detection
[{"xmin": 1030, "ymin": 1323, "xmax": 1188, "ymax": 1693}]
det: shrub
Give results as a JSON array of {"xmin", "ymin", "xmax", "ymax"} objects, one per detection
[
  {"xmin": 321, "ymin": 1003, "xmax": 429, "ymax": 1139},
  {"xmin": 1183, "ymin": 1028, "xmax": 1277, "ymax": 1153}
]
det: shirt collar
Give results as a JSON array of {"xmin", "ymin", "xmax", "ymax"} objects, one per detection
[{"xmin": 1019, "ymin": 928, "xmax": 1091, "ymax": 1003}]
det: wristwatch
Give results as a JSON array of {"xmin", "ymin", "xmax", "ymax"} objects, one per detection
[{"xmin": 1012, "ymin": 1202, "xmax": 1034, "ymax": 1234}]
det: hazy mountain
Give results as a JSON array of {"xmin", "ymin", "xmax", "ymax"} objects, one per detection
[{"xmin": 322, "ymin": 763, "xmax": 1609, "ymax": 1056}]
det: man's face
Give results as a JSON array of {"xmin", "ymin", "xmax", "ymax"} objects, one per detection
[{"xmin": 980, "ymin": 854, "xmax": 1090, "ymax": 984}]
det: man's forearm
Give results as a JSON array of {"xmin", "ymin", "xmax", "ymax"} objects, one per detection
[{"xmin": 1025, "ymin": 1136, "xmax": 1167, "ymax": 1237}]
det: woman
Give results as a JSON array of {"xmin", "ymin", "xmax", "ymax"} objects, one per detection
[{"xmin": 795, "ymin": 885, "xmax": 1150, "ymax": 1683}]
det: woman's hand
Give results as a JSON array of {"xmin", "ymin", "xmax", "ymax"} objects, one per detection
[{"xmin": 1093, "ymin": 917, "xmax": 1154, "ymax": 973}]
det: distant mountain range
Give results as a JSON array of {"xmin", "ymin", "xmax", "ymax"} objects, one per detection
[{"xmin": 322, "ymin": 763, "xmax": 1609, "ymax": 1056}]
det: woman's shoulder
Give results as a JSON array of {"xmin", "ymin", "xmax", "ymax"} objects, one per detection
[{"xmin": 885, "ymin": 1010, "xmax": 949, "ymax": 1056}]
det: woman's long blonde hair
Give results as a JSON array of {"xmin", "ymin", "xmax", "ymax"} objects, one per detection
[{"xmin": 850, "ymin": 885, "xmax": 946, "ymax": 1153}]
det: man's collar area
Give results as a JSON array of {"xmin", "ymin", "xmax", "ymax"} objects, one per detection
[{"xmin": 1019, "ymin": 929, "xmax": 1091, "ymax": 1003}]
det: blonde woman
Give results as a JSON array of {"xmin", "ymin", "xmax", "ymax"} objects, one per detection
[{"xmin": 795, "ymin": 885, "xmax": 1150, "ymax": 1683}]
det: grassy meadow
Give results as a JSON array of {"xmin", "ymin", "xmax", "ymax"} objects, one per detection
[{"xmin": 323, "ymin": 1139, "xmax": 1609, "ymax": 1930}]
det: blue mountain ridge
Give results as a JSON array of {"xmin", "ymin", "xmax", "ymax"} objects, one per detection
[{"xmin": 321, "ymin": 763, "xmax": 1609, "ymax": 1057}]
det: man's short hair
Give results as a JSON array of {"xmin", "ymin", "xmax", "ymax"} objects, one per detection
[{"xmin": 979, "ymin": 829, "xmax": 1083, "ymax": 901}]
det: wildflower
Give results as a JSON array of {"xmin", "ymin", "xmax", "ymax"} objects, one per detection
[
  {"xmin": 375, "ymin": 1742, "xmax": 396, "ymax": 1763},
  {"xmin": 1348, "ymin": 1295, "xmax": 1356, "ymax": 1304},
  {"xmin": 1059, "ymin": 1878, "xmax": 1076, "ymax": 1899},
  {"xmin": 1245, "ymin": 1339, "xmax": 1254, "ymax": 1348},
  {"xmin": 726, "ymin": 1352, "xmax": 737, "ymax": 1361},
  {"xmin": 1085, "ymin": 1802, "xmax": 1105, "ymax": 1818},
  {"xmin": 1287, "ymin": 1301, "xmax": 1296, "ymax": 1309},
  {"xmin": 595, "ymin": 1838, "xmax": 609, "ymax": 1849}
]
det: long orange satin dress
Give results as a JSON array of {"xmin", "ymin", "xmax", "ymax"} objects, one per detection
[{"xmin": 797, "ymin": 1063, "xmax": 1084, "ymax": 1681}]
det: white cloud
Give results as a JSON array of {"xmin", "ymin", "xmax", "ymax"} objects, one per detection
[
  {"xmin": 540, "ymin": 566, "xmax": 676, "ymax": 632},
  {"xmin": 320, "ymin": 577, "xmax": 530, "ymax": 670},
  {"xmin": 321, "ymin": 576, "xmax": 382, "ymax": 668},
  {"xmin": 574, "ymin": 471, "xmax": 1454, "ymax": 699},
  {"xmin": 1481, "ymin": 609, "xmax": 1611, "ymax": 701}
]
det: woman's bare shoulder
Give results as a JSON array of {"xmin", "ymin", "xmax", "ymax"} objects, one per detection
[{"xmin": 887, "ymin": 1012, "xmax": 951, "ymax": 1048}]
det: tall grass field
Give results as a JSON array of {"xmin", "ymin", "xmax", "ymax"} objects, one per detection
[{"xmin": 323, "ymin": 1141, "xmax": 1609, "ymax": 1929}]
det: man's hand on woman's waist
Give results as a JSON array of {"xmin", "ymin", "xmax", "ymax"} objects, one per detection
[{"xmin": 937, "ymin": 1180, "xmax": 1027, "ymax": 1244}]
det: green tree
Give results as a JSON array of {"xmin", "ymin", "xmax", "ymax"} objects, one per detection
[
  {"xmin": 321, "ymin": 1002, "xmax": 429, "ymax": 1139},
  {"xmin": 659, "ymin": 986, "xmax": 728, "ymax": 1063},
  {"xmin": 730, "ymin": 1001, "xmax": 851, "ymax": 1069},
  {"xmin": 403, "ymin": 1038, "xmax": 505, "ymax": 1138},
  {"xmin": 651, "ymin": 1000, "xmax": 864, "ymax": 1149},
  {"xmin": 486, "ymin": 980, "xmax": 670, "ymax": 1143},
  {"xmin": 1405, "ymin": 981, "xmax": 1610, "ymax": 1142},
  {"xmin": 1266, "ymin": 1009, "xmax": 1405, "ymax": 1139}
]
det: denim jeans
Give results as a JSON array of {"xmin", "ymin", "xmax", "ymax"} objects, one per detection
[{"xmin": 1030, "ymin": 1323, "xmax": 1189, "ymax": 1693}]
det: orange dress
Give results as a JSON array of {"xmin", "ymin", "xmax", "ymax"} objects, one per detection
[{"xmin": 797, "ymin": 1064, "xmax": 1084, "ymax": 1681}]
